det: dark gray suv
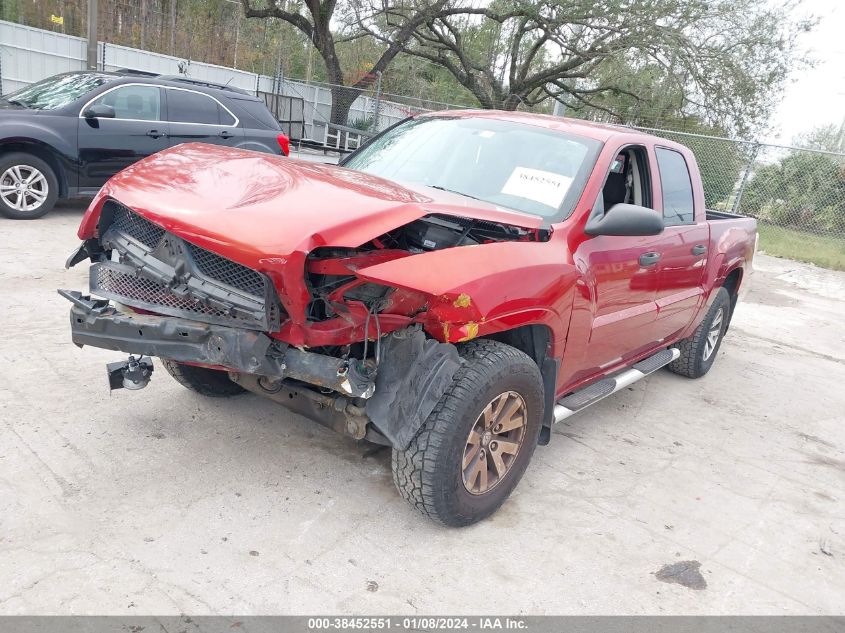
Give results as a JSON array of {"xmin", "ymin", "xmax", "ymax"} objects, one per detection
[{"xmin": 0, "ymin": 71, "xmax": 289, "ymax": 219}]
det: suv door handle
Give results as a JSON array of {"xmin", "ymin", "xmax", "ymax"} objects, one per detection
[
  {"xmin": 691, "ymin": 244, "xmax": 707, "ymax": 256},
  {"xmin": 218, "ymin": 130, "xmax": 234, "ymax": 139},
  {"xmin": 639, "ymin": 251, "xmax": 661, "ymax": 267},
  {"xmin": 146, "ymin": 129, "xmax": 165, "ymax": 139}
]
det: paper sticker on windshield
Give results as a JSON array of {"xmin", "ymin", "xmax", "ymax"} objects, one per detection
[{"xmin": 501, "ymin": 167, "xmax": 572, "ymax": 209}]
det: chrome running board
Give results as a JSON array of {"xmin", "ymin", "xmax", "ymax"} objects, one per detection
[{"xmin": 553, "ymin": 348, "xmax": 680, "ymax": 423}]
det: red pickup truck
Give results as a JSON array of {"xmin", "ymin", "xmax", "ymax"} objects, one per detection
[{"xmin": 62, "ymin": 111, "xmax": 756, "ymax": 526}]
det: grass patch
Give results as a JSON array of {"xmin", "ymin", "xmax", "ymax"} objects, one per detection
[{"xmin": 757, "ymin": 223, "xmax": 845, "ymax": 271}]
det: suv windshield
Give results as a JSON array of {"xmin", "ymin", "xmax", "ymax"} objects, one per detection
[
  {"xmin": 3, "ymin": 72, "xmax": 112, "ymax": 110},
  {"xmin": 343, "ymin": 116, "xmax": 602, "ymax": 220}
]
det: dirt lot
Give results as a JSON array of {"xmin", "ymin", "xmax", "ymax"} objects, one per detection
[{"xmin": 1, "ymin": 203, "xmax": 843, "ymax": 614}]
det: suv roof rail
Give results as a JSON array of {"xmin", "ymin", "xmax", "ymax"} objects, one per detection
[
  {"xmin": 115, "ymin": 68, "xmax": 159, "ymax": 77},
  {"xmin": 156, "ymin": 75, "xmax": 251, "ymax": 95}
]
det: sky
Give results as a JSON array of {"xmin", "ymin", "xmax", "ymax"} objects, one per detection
[{"xmin": 764, "ymin": 0, "xmax": 845, "ymax": 145}]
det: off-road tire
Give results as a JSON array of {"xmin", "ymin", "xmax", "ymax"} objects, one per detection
[
  {"xmin": 162, "ymin": 360, "xmax": 246, "ymax": 397},
  {"xmin": 392, "ymin": 340, "xmax": 544, "ymax": 527},
  {"xmin": 668, "ymin": 287, "xmax": 731, "ymax": 379},
  {"xmin": 0, "ymin": 153, "xmax": 59, "ymax": 220}
]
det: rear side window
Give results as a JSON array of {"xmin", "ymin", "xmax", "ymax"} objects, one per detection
[
  {"xmin": 231, "ymin": 98, "xmax": 280, "ymax": 130},
  {"xmin": 92, "ymin": 85, "xmax": 161, "ymax": 121},
  {"xmin": 656, "ymin": 147, "xmax": 695, "ymax": 225},
  {"xmin": 166, "ymin": 89, "xmax": 232, "ymax": 125}
]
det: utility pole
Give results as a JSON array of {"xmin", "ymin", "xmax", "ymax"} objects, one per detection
[
  {"xmin": 87, "ymin": 0, "xmax": 98, "ymax": 70},
  {"xmin": 169, "ymin": 0, "xmax": 177, "ymax": 56}
]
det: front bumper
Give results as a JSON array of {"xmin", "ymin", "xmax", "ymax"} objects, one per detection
[{"xmin": 61, "ymin": 290, "xmax": 375, "ymax": 398}]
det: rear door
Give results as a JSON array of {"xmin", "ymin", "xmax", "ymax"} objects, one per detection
[
  {"xmin": 653, "ymin": 147, "xmax": 709, "ymax": 340},
  {"xmin": 164, "ymin": 88, "xmax": 243, "ymax": 149},
  {"xmin": 77, "ymin": 84, "xmax": 169, "ymax": 191}
]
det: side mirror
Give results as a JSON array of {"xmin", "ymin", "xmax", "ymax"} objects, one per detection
[
  {"xmin": 585, "ymin": 203, "xmax": 664, "ymax": 236},
  {"xmin": 82, "ymin": 104, "xmax": 116, "ymax": 119}
]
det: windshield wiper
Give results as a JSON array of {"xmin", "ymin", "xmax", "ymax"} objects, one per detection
[
  {"xmin": 2, "ymin": 98, "xmax": 26, "ymax": 107},
  {"xmin": 428, "ymin": 185, "xmax": 483, "ymax": 202}
]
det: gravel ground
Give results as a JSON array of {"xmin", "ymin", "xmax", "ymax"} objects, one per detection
[{"xmin": 0, "ymin": 202, "xmax": 843, "ymax": 614}]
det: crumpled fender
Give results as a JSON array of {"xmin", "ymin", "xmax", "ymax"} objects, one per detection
[{"xmin": 357, "ymin": 240, "xmax": 579, "ymax": 343}]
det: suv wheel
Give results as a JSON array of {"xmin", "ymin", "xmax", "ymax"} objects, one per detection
[
  {"xmin": 392, "ymin": 340, "xmax": 543, "ymax": 526},
  {"xmin": 0, "ymin": 153, "xmax": 59, "ymax": 219}
]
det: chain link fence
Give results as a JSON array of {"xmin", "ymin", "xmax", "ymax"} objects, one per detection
[{"xmin": 629, "ymin": 127, "xmax": 845, "ymax": 269}]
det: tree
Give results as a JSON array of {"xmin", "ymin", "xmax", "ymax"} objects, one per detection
[
  {"xmin": 742, "ymin": 126, "xmax": 845, "ymax": 232},
  {"xmin": 240, "ymin": 0, "xmax": 458, "ymax": 124},
  {"xmin": 368, "ymin": 0, "xmax": 809, "ymax": 136}
]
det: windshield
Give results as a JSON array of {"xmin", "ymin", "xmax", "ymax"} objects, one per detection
[
  {"xmin": 343, "ymin": 116, "xmax": 602, "ymax": 220},
  {"xmin": 2, "ymin": 73, "xmax": 112, "ymax": 110}
]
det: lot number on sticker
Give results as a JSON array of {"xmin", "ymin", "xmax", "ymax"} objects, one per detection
[{"xmin": 501, "ymin": 167, "xmax": 572, "ymax": 209}]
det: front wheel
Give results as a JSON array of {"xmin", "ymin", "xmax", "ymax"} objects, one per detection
[
  {"xmin": 162, "ymin": 360, "xmax": 246, "ymax": 397},
  {"xmin": 0, "ymin": 153, "xmax": 59, "ymax": 220},
  {"xmin": 668, "ymin": 287, "xmax": 731, "ymax": 379},
  {"xmin": 392, "ymin": 340, "xmax": 544, "ymax": 526}
]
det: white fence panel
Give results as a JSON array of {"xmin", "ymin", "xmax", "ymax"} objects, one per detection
[
  {"xmin": 0, "ymin": 19, "xmax": 427, "ymax": 140},
  {"xmin": 0, "ymin": 20, "xmax": 87, "ymax": 94}
]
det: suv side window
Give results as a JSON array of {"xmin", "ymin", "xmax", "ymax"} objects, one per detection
[
  {"xmin": 656, "ymin": 147, "xmax": 695, "ymax": 225},
  {"xmin": 166, "ymin": 89, "xmax": 232, "ymax": 125},
  {"xmin": 91, "ymin": 85, "xmax": 161, "ymax": 121}
]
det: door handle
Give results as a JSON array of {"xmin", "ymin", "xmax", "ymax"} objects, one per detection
[
  {"xmin": 146, "ymin": 130, "xmax": 165, "ymax": 139},
  {"xmin": 218, "ymin": 130, "xmax": 234, "ymax": 139},
  {"xmin": 691, "ymin": 244, "xmax": 707, "ymax": 256},
  {"xmin": 639, "ymin": 251, "xmax": 661, "ymax": 267}
]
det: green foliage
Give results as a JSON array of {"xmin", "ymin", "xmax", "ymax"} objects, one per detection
[
  {"xmin": 758, "ymin": 223, "xmax": 845, "ymax": 271},
  {"xmin": 742, "ymin": 128, "xmax": 845, "ymax": 233}
]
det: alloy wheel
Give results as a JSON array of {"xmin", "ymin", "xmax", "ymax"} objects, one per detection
[
  {"xmin": 702, "ymin": 307, "xmax": 724, "ymax": 361},
  {"xmin": 462, "ymin": 390, "xmax": 527, "ymax": 495},
  {"xmin": 0, "ymin": 165, "xmax": 49, "ymax": 212}
]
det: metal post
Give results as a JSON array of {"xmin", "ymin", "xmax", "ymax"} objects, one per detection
[
  {"xmin": 233, "ymin": 8, "xmax": 240, "ymax": 68},
  {"xmin": 373, "ymin": 71, "xmax": 382, "ymax": 130},
  {"xmin": 733, "ymin": 143, "xmax": 760, "ymax": 214},
  {"xmin": 552, "ymin": 99, "xmax": 566, "ymax": 117},
  {"xmin": 86, "ymin": 0, "xmax": 98, "ymax": 70}
]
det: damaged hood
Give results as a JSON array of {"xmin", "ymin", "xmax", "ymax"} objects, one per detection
[{"xmin": 80, "ymin": 143, "xmax": 542, "ymax": 264}]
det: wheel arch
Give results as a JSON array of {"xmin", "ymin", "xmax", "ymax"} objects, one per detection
[
  {"xmin": 0, "ymin": 139, "xmax": 69, "ymax": 197},
  {"xmin": 481, "ymin": 323, "xmax": 557, "ymax": 446},
  {"xmin": 721, "ymin": 266, "xmax": 743, "ymax": 330}
]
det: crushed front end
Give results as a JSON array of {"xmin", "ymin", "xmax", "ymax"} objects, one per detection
[{"xmin": 61, "ymin": 198, "xmax": 486, "ymax": 446}]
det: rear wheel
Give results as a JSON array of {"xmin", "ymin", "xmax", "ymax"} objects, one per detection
[
  {"xmin": 668, "ymin": 287, "xmax": 731, "ymax": 379},
  {"xmin": 162, "ymin": 360, "xmax": 246, "ymax": 397},
  {"xmin": 0, "ymin": 153, "xmax": 59, "ymax": 220},
  {"xmin": 392, "ymin": 340, "xmax": 544, "ymax": 526}
]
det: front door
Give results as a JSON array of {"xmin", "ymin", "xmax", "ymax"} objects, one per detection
[
  {"xmin": 577, "ymin": 146, "xmax": 665, "ymax": 373},
  {"xmin": 77, "ymin": 84, "xmax": 169, "ymax": 192}
]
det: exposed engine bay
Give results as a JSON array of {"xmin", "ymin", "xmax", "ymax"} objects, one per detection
[{"xmin": 305, "ymin": 213, "xmax": 549, "ymax": 323}]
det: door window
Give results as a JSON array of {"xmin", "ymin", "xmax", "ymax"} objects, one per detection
[
  {"xmin": 166, "ymin": 89, "xmax": 231, "ymax": 125},
  {"xmin": 598, "ymin": 146, "xmax": 652, "ymax": 212},
  {"xmin": 90, "ymin": 85, "xmax": 161, "ymax": 121},
  {"xmin": 656, "ymin": 148, "xmax": 695, "ymax": 225}
]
